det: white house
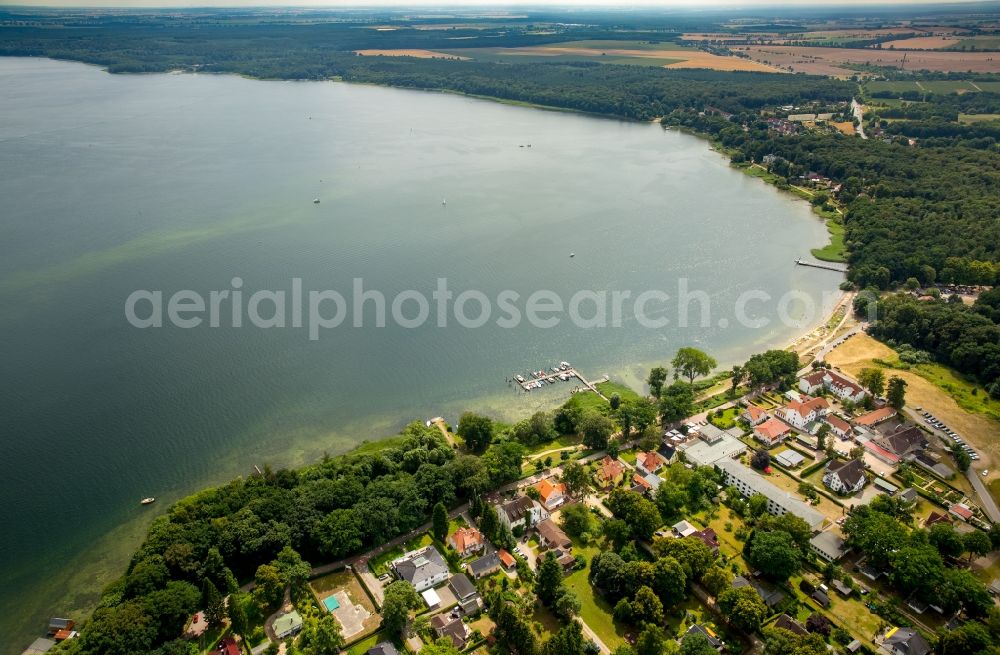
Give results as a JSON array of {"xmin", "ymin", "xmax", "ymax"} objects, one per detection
[
  {"xmin": 822, "ymin": 459, "xmax": 867, "ymax": 494},
  {"xmin": 798, "ymin": 370, "xmax": 866, "ymax": 403},
  {"xmin": 743, "ymin": 405, "xmax": 769, "ymax": 426},
  {"xmin": 777, "ymin": 396, "xmax": 830, "ymax": 430},
  {"xmin": 497, "ymin": 496, "xmax": 549, "ymax": 533}
]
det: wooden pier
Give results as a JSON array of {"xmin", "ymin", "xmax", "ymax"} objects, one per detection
[
  {"xmin": 795, "ymin": 258, "xmax": 848, "ymax": 273},
  {"xmin": 511, "ymin": 363, "xmax": 609, "ymax": 400}
]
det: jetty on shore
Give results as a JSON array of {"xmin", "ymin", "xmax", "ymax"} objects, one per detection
[
  {"xmin": 795, "ymin": 258, "xmax": 848, "ymax": 273},
  {"xmin": 509, "ymin": 362, "xmax": 609, "ymax": 400}
]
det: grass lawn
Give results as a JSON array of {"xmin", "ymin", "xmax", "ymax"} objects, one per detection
[
  {"xmin": 563, "ymin": 390, "xmax": 611, "ymax": 417},
  {"xmin": 707, "ymin": 407, "xmax": 741, "ymax": 430},
  {"xmin": 368, "ymin": 533, "xmax": 434, "ymax": 575},
  {"xmin": 909, "ymin": 362, "xmax": 1000, "ymax": 423},
  {"xmin": 787, "ymin": 573, "xmax": 882, "ymax": 645},
  {"xmin": 346, "ymin": 630, "xmax": 399, "ymax": 655},
  {"xmin": 523, "ymin": 433, "xmax": 584, "ymax": 458},
  {"xmin": 596, "ymin": 380, "xmax": 641, "ymax": 404},
  {"xmin": 866, "ymin": 80, "xmax": 920, "ymax": 94},
  {"xmin": 563, "ymin": 537, "xmax": 626, "ymax": 648},
  {"xmin": 811, "ymin": 217, "xmax": 847, "ymax": 263},
  {"xmin": 959, "ymin": 113, "xmax": 1000, "ymax": 124}
]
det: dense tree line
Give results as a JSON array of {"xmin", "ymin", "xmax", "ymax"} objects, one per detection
[
  {"xmin": 58, "ymin": 421, "xmax": 520, "ymax": 654},
  {"xmin": 865, "ymin": 292, "xmax": 1000, "ymax": 397}
]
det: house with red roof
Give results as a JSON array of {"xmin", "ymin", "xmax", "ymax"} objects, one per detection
[
  {"xmin": 742, "ymin": 405, "xmax": 769, "ymax": 426},
  {"xmin": 778, "ymin": 396, "xmax": 830, "ymax": 429},
  {"xmin": 949, "ymin": 503, "xmax": 974, "ymax": 522},
  {"xmin": 636, "ymin": 451, "xmax": 662, "ymax": 475},
  {"xmin": 822, "ymin": 414, "xmax": 852, "ymax": 439},
  {"xmin": 854, "ymin": 406, "xmax": 897, "ymax": 427},
  {"xmin": 594, "ymin": 456, "xmax": 626, "ymax": 489},
  {"xmin": 448, "ymin": 527, "xmax": 485, "ymax": 557},
  {"xmin": 754, "ymin": 417, "xmax": 793, "ymax": 447},
  {"xmin": 534, "ymin": 478, "xmax": 567, "ymax": 510}
]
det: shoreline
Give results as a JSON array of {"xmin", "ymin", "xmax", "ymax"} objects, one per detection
[{"xmin": 3, "ymin": 56, "xmax": 849, "ymax": 653}]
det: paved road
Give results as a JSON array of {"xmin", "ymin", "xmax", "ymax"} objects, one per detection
[{"xmin": 851, "ymin": 98, "xmax": 867, "ymax": 140}]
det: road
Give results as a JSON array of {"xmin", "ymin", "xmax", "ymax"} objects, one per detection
[{"xmin": 851, "ymin": 98, "xmax": 867, "ymax": 140}]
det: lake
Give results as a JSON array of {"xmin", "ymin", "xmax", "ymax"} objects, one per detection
[{"xmin": 0, "ymin": 57, "xmax": 839, "ymax": 651}]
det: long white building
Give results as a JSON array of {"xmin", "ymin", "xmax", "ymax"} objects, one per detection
[{"xmin": 716, "ymin": 459, "xmax": 825, "ymax": 531}]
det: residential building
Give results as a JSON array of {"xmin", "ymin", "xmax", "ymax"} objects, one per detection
[
  {"xmin": 874, "ymin": 477, "xmax": 898, "ymax": 495},
  {"xmin": 733, "ymin": 575, "xmax": 786, "ymax": 608},
  {"xmin": 534, "ymin": 478, "xmax": 567, "ymax": 510},
  {"xmin": 448, "ymin": 527, "xmax": 485, "ymax": 557},
  {"xmin": 536, "ymin": 518, "xmax": 572, "ymax": 550},
  {"xmin": 683, "ymin": 625, "xmax": 723, "ymax": 651},
  {"xmin": 47, "ymin": 619, "xmax": 74, "ymax": 637},
  {"xmin": 812, "ymin": 589, "xmax": 830, "ymax": 608},
  {"xmin": 636, "ymin": 451, "xmax": 662, "ymax": 475},
  {"xmin": 799, "ymin": 370, "xmax": 866, "ymax": 403},
  {"xmin": 632, "ymin": 472, "xmax": 661, "ymax": 496},
  {"xmin": 810, "ymin": 531, "xmax": 848, "ymax": 562},
  {"xmin": 743, "ymin": 405, "xmax": 769, "ymax": 426},
  {"xmin": 672, "ymin": 520, "xmax": 698, "ymax": 537},
  {"xmin": 696, "ymin": 424, "xmax": 727, "ymax": 445},
  {"xmin": 392, "ymin": 546, "xmax": 450, "ymax": 592},
  {"xmin": 773, "ymin": 614, "xmax": 808, "ymax": 636},
  {"xmin": 693, "ymin": 527, "xmax": 720, "ymax": 555},
  {"xmin": 873, "ymin": 425, "xmax": 928, "ymax": 461},
  {"xmin": 497, "ymin": 496, "xmax": 549, "ymax": 533},
  {"xmin": 854, "ymin": 407, "xmax": 897, "ymax": 428},
  {"xmin": 774, "ymin": 449, "xmax": 805, "ymax": 468},
  {"xmin": 880, "ymin": 627, "xmax": 931, "ymax": 655},
  {"xmin": 274, "ymin": 611, "xmax": 304, "ymax": 640},
  {"xmin": 431, "ymin": 614, "xmax": 470, "ymax": 648},
  {"xmin": 594, "ymin": 456, "xmax": 626, "ymax": 489},
  {"xmin": 468, "ymin": 552, "xmax": 501, "ymax": 579},
  {"xmin": 367, "ymin": 643, "xmax": 400, "ymax": 655},
  {"xmin": 449, "ymin": 573, "xmax": 483, "ymax": 615},
  {"xmin": 778, "ymin": 396, "xmax": 829, "ymax": 430},
  {"xmin": 497, "ymin": 549, "xmax": 516, "ymax": 571},
  {"xmin": 823, "ymin": 459, "xmax": 867, "ymax": 494},
  {"xmin": 680, "ymin": 432, "xmax": 747, "ymax": 467},
  {"xmin": 823, "ymin": 414, "xmax": 852, "ymax": 439},
  {"xmin": 832, "ymin": 580, "xmax": 853, "ymax": 597},
  {"xmin": 716, "ymin": 459, "xmax": 825, "ymax": 531},
  {"xmin": 754, "ymin": 417, "xmax": 793, "ymax": 447},
  {"xmin": 924, "ymin": 511, "xmax": 952, "ymax": 528},
  {"xmin": 898, "ymin": 488, "xmax": 918, "ymax": 504},
  {"xmin": 657, "ymin": 442, "xmax": 677, "ymax": 465}
]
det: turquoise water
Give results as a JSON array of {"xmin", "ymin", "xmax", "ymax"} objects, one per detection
[{"xmin": 0, "ymin": 57, "xmax": 839, "ymax": 652}]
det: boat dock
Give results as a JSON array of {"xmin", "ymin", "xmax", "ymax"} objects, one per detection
[
  {"xmin": 509, "ymin": 362, "xmax": 609, "ymax": 400},
  {"xmin": 795, "ymin": 258, "xmax": 848, "ymax": 273}
]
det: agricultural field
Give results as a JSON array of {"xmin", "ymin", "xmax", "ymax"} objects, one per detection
[
  {"xmin": 437, "ymin": 41, "xmax": 779, "ymax": 71},
  {"xmin": 950, "ymin": 36, "xmax": 1000, "ymax": 50},
  {"xmin": 878, "ymin": 35, "xmax": 961, "ymax": 50},
  {"xmin": 739, "ymin": 45, "xmax": 1000, "ymax": 75},
  {"xmin": 959, "ymin": 113, "xmax": 1000, "ymax": 123},
  {"xmin": 355, "ymin": 49, "xmax": 470, "ymax": 60}
]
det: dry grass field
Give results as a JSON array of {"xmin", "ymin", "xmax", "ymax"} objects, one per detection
[
  {"xmin": 740, "ymin": 45, "xmax": 1000, "ymax": 74},
  {"xmin": 355, "ymin": 49, "xmax": 470, "ymax": 59},
  {"xmin": 877, "ymin": 35, "xmax": 961, "ymax": 49},
  {"xmin": 826, "ymin": 333, "xmax": 999, "ymax": 472}
]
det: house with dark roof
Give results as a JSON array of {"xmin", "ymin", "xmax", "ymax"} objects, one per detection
[
  {"xmin": 449, "ymin": 573, "xmax": 483, "ymax": 615},
  {"xmin": 810, "ymin": 531, "xmax": 848, "ymax": 562},
  {"xmin": 773, "ymin": 614, "xmax": 808, "ymax": 636},
  {"xmin": 392, "ymin": 546, "xmax": 450, "ymax": 592},
  {"xmin": 811, "ymin": 589, "xmax": 830, "ymax": 608},
  {"xmin": 536, "ymin": 518, "xmax": 572, "ymax": 550},
  {"xmin": 683, "ymin": 624, "xmax": 723, "ymax": 651},
  {"xmin": 823, "ymin": 459, "xmax": 867, "ymax": 494},
  {"xmin": 468, "ymin": 552, "xmax": 501, "ymax": 579},
  {"xmin": 832, "ymin": 580, "xmax": 853, "ymax": 597},
  {"xmin": 879, "ymin": 627, "xmax": 931, "ymax": 655},
  {"xmin": 874, "ymin": 425, "xmax": 928, "ymax": 461},
  {"xmin": 367, "ymin": 642, "xmax": 400, "ymax": 655},
  {"xmin": 733, "ymin": 576, "xmax": 785, "ymax": 608},
  {"xmin": 693, "ymin": 528, "xmax": 720, "ymax": 555},
  {"xmin": 496, "ymin": 496, "xmax": 549, "ymax": 533},
  {"xmin": 657, "ymin": 442, "xmax": 677, "ymax": 465},
  {"xmin": 431, "ymin": 614, "xmax": 470, "ymax": 648}
]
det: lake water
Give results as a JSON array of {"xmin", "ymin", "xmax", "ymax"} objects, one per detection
[{"xmin": 0, "ymin": 57, "xmax": 839, "ymax": 651}]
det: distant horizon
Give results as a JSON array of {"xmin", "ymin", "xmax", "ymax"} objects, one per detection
[{"xmin": 3, "ymin": 0, "xmax": 999, "ymax": 9}]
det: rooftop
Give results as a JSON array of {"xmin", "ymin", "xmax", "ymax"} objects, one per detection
[{"xmin": 717, "ymin": 459, "xmax": 825, "ymax": 530}]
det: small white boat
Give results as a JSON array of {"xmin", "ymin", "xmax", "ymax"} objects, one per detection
[
  {"xmin": 313, "ymin": 198, "xmax": 320, "ymax": 204},
  {"xmin": 141, "ymin": 497, "xmax": 156, "ymax": 505},
  {"xmin": 569, "ymin": 252, "xmax": 575, "ymax": 258},
  {"xmin": 442, "ymin": 199, "xmax": 447, "ymax": 206}
]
